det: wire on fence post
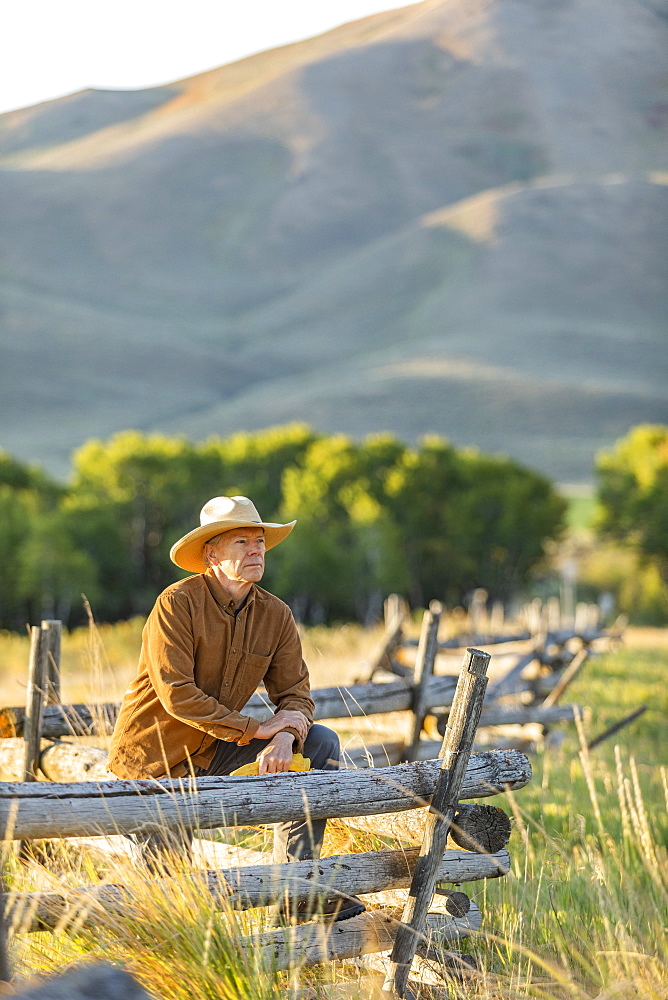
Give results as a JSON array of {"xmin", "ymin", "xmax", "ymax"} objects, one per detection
[{"xmin": 385, "ymin": 646, "xmax": 490, "ymax": 998}]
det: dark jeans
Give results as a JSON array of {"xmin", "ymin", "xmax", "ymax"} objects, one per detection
[{"xmin": 136, "ymin": 724, "xmax": 340, "ymax": 869}]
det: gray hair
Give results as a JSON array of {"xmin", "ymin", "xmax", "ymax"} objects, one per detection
[{"xmin": 203, "ymin": 533, "xmax": 224, "ymax": 568}]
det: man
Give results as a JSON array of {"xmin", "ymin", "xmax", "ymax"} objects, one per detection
[{"xmin": 109, "ymin": 494, "xmax": 364, "ymax": 921}]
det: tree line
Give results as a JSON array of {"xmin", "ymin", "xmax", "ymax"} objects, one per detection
[
  {"xmin": 0, "ymin": 424, "xmax": 570, "ymax": 631},
  {"xmin": 593, "ymin": 424, "xmax": 668, "ymax": 622}
]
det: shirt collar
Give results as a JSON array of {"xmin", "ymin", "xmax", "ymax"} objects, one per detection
[{"xmin": 203, "ymin": 570, "xmax": 256, "ymax": 615}]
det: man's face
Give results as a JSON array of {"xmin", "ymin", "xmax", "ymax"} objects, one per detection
[{"xmin": 207, "ymin": 527, "xmax": 266, "ymax": 584}]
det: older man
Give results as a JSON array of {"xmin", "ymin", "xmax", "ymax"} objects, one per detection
[{"xmin": 109, "ymin": 495, "xmax": 364, "ymax": 920}]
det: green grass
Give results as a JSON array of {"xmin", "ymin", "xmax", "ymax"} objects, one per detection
[
  {"xmin": 561, "ymin": 491, "xmax": 596, "ymax": 533},
  {"xmin": 463, "ymin": 641, "xmax": 668, "ymax": 998},
  {"xmin": 1, "ymin": 628, "xmax": 667, "ymax": 998}
]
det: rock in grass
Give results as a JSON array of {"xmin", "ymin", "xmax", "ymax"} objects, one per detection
[{"xmin": 12, "ymin": 962, "xmax": 150, "ymax": 999}]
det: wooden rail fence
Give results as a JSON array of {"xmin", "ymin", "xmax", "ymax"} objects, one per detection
[
  {"xmin": 8, "ymin": 597, "xmax": 617, "ymax": 990},
  {"xmin": 0, "ymin": 624, "xmax": 539, "ymax": 993},
  {"xmin": 0, "ymin": 751, "xmax": 530, "ymax": 842},
  {"xmin": 1, "ymin": 595, "xmax": 617, "ymax": 772}
]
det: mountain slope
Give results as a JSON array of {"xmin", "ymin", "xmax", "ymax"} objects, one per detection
[{"xmin": 1, "ymin": 0, "xmax": 666, "ymax": 481}]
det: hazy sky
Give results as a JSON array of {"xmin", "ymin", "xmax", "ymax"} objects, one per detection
[{"xmin": 1, "ymin": 0, "xmax": 424, "ymax": 115}]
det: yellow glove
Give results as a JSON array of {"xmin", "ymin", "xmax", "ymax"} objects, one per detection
[{"xmin": 229, "ymin": 753, "xmax": 311, "ymax": 776}]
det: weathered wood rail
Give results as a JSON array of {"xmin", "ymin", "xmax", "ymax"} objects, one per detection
[
  {"xmin": 346, "ymin": 801, "xmax": 512, "ymax": 852},
  {"xmin": 0, "ymin": 677, "xmax": 577, "ymax": 755},
  {"xmin": 0, "ymin": 689, "xmax": 577, "ymax": 744},
  {"xmin": 247, "ymin": 906, "xmax": 482, "ymax": 971},
  {"xmin": 8, "ymin": 844, "xmax": 509, "ymax": 933},
  {"xmin": 1, "ymin": 675, "xmax": 462, "ymax": 739},
  {"xmin": 0, "ymin": 750, "xmax": 530, "ymax": 842},
  {"xmin": 0, "ymin": 740, "xmax": 111, "ymax": 783},
  {"xmin": 0, "ymin": 739, "xmax": 514, "ymax": 861},
  {"xmin": 0, "ymin": 705, "xmax": 572, "ymax": 783}
]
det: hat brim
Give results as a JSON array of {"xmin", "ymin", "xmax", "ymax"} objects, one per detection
[{"xmin": 170, "ymin": 519, "xmax": 296, "ymax": 573}]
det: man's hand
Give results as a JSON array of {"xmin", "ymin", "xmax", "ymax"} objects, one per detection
[
  {"xmin": 255, "ymin": 709, "xmax": 309, "ymax": 742},
  {"xmin": 256, "ymin": 732, "xmax": 294, "ymax": 774}
]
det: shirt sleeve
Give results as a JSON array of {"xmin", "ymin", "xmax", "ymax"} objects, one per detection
[
  {"xmin": 143, "ymin": 590, "xmax": 260, "ymax": 744},
  {"xmin": 262, "ymin": 609, "xmax": 315, "ymax": 752}
]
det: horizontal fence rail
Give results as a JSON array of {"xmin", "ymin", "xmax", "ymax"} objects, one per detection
[
  {"xmin": 404, "ymin": 631, "xmax": 531, "ymax": 649},
  {"xmin": 0, "ymin": 750, "xmax": 531, "ymax": 841},
  {"xmin": 403, "ymin": 626, "xmax": 613, "ymax": 651},
  {"xmin": 246, "ymin": 906, "xmax": 483, "ymax": 971},
  {"xmin": 0, "ymin": 685, "xmax": 579, "ymax": 748},
  {"xmin": 0, "ymin": 676, "xmax": 461, "ymax": 739},
  {"xmin": 0, "ymin": 710, "xmax": 571, "ymax": 781},
  {"xmin": 8, "ymin": 845, "xmax": 510, "ymax": 933}
]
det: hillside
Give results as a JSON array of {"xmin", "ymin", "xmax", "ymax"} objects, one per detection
[{"xmin": 1, "ymin": 0, "xmax": 666, "ymax": 482}]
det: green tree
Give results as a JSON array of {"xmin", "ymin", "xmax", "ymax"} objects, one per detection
[
  {"xmin": 0, "ymin": 449, "xmax": 61, "ymax": 499},
  {"xmin": 384, "ymin": 436, "xmax": 474, "ymax": 606},
  {"xmin": 596, "ymin": 425, "xmax": 668, "ymax": 586},
  {"xmin": 273, "ymin": 436, "xmax": 366, "ymax": 620},
  {"xmin": 458, "ymin": 451, "xmax": 567, "ymax": 602},
  {"xmin": 381, "ymin": 437, "xmax": 566, "ymax": 608},
  {"xmin": 0, "ymin": 425, "xmax": 569, "ymax": 630},
  {"xmin": 273, "ymin": 431, "xmax": 565, "ymax": 620},
  {"xmin": 0, "ymin": 449, "xmax": 87, "ymax": 629},
  {"xmin": 272, "ymin": 434, "xmax": 408, "ymax": 621},
  {"xmin": 0, "ymin": 484, "xmax": 35, "ymax": 629},
  {"xmin": 18, "ymin": 508, "xmax": 100, "ymax": 623},
  {"xmin": 0, "ymin": 451, "xmax": 70, "ymax": 629},
  {"xmin": 66, "ymin": 425, "xmax": 317, "ymax": 620},
  {"xmin": 202, "ymin": 423, "xmax": 318, "ymax": 520},
  {"xmin": 69, "ymin": 431, "xmax": 217, "ymax": 617}
]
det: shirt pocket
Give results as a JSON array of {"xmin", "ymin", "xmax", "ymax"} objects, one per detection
[
  {"xmin": 230, "ymin": 650, "xmax": 272, "ymax": 701},
  {"xmin": 240, "ymin": 650, "xmax": 272, "ymax": 677}
]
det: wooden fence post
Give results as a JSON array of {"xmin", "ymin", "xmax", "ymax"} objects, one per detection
[
  {"xmin": 0, "ymin": 861, "xmax": 9, "ymax": 982},
  {"xmin": 384, "ymin": 594, "xmax": 404, "ymax": 631},
  {"xmin": 403, "ymin": 601, "xmax": 442, "ymax": 762},
  {"xmin": 0, "ymin": 621, "xmax": 61, "ymax": 982},
  {"xmin": 22, "ymin": 628, "xmax": 48, "ymax": 782},
  {"xmin": 574, "ymin": 601, "xmax": 591, "ymax": 634},
  {"xmin": 489, "ymin": 600, "xmax": 505, "ymax": 634},
  {"xmin": 41, "ymin": 620, "xmax": 62, "ymax": 706},
  {"xmin": 19, "ymin": 626, "xmax": 49, "ymax": 862},
  {"xmin": 542, "ymin": 648, "xmax": 588, "ymax": 708},
  {"xmin": 546, "ymin": 596, "xmax": 562, "ymax": 633},
  {"xmin": 468, "ymin": 589, "xmax": 488, "ymax": 635},
  {"xmin": 366, "ymin": 596, "xmax": 410, "ymax": 681},
  {"xmin": 385, "ymin": 647, "xmax": 491, "ymax": 998}
]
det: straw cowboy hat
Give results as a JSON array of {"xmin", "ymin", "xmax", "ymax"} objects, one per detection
[{"xmin": 170, "ymin": 496, "xmax": 296, "ymax": 573}]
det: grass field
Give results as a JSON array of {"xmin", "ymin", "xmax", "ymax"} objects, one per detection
[
  {"xmin": 464, "ymin": 636, "xmax": 667, "ymax": 999},
  {"xmin": 560, "ymin": 489, "xmax": 596, "ymax": 534},
  {"xmin": 0, "ymin": 619, "xmax": 666, "ymax": 998}
]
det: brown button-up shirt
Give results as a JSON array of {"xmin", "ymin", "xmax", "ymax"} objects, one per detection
[{"xmin": 107, "ymin": 571, "xmax": 314, "ymax": 779}]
